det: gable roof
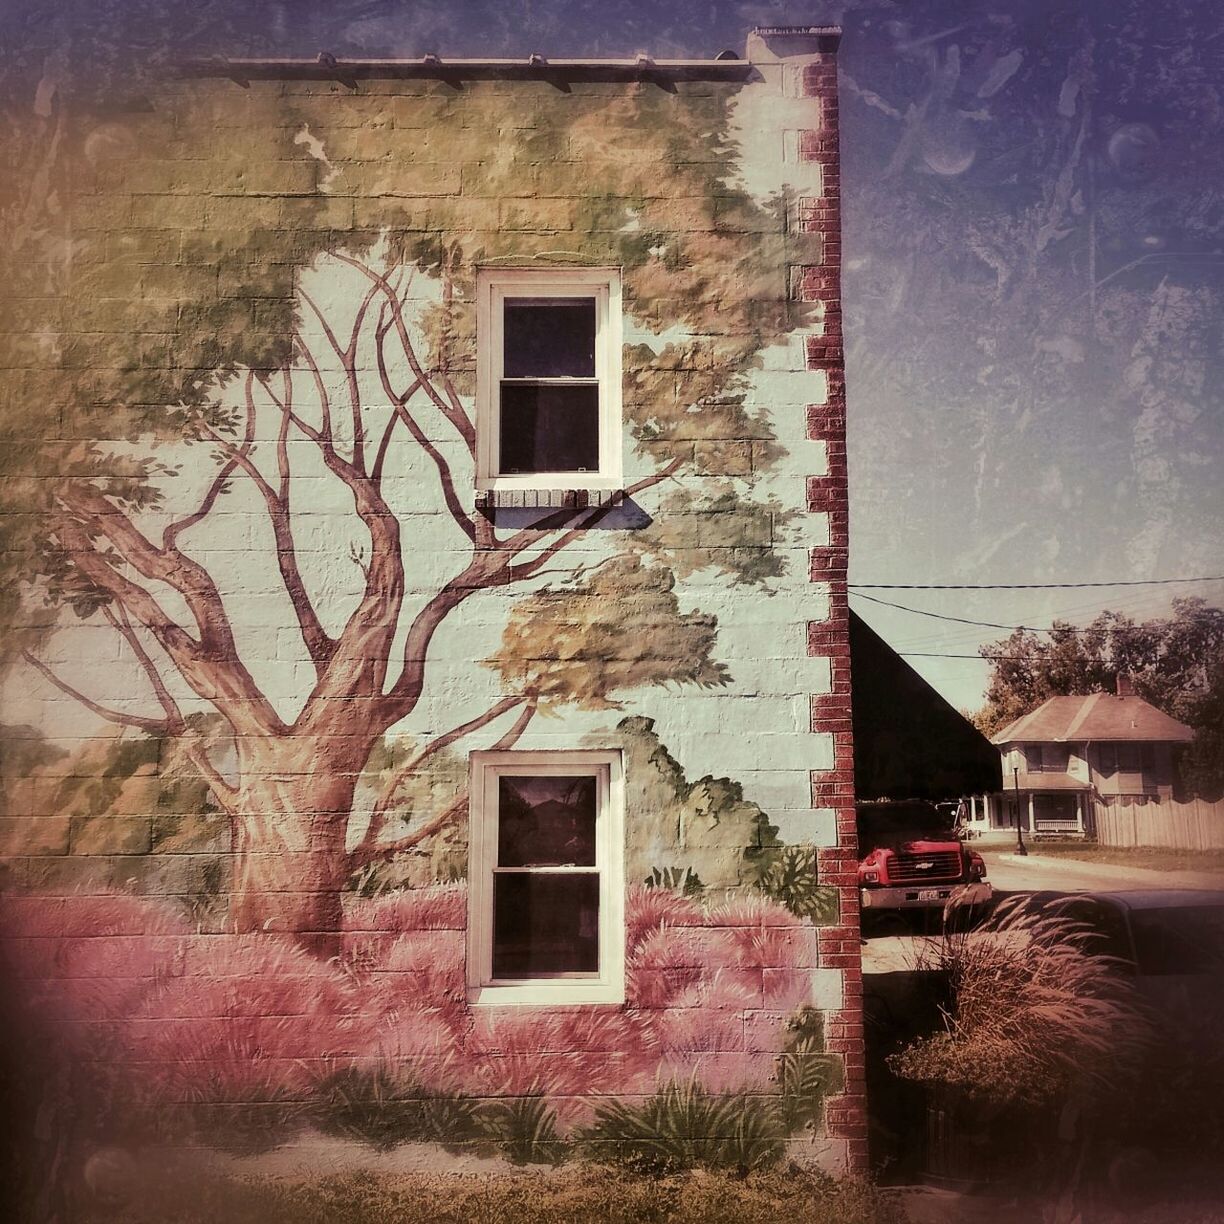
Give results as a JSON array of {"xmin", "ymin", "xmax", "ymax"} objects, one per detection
[{"xmin": 992, "ymin": 692, "xmax": 1194, "ymax": 746}]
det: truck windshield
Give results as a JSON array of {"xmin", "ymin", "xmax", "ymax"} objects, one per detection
[{"xmin": 856, "ymin": 805, "xmax": 956, "ymax": 852}]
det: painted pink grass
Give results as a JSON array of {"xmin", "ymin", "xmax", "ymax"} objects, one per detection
[{"xmin": 0, "ymin": 883, "xmax": 812, "ymax": 1128}]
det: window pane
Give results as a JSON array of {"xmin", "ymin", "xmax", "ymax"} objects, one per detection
[
  {"xmin": 492, "ymin": 873, "xmax": 600, "ymax": 977},
  {"xmin": 498, "ymin": 774, "xmax": 597, "ymax": 867},
  {"xmin": 503, "ymin": 297, "xmax": 596, "ymax": 378},
  {"xmin": 499, "ymin": 383, "xmax": 599, "ymax": 474}
]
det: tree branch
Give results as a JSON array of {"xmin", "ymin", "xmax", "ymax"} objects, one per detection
[
  {"xmin": 490, "ymin": 698, "xmax": 537, "ymax": 750},
  {"xmin": 22, "ymin": 649, "xmax": 171, "ymax": 733},
  {"xmin": 300, "ymin": 279, "xmax": 382, "ymax": 474},
  {"xmin": 332, "ymin": 253, "xmax": 476, "ymax": 455},
  {"xmin": 101, "ymin": 603, "xmax": 184, "ymax": 732},
  {"xmin": 183, "ymin": 738, "xmax": 238, "ymax": 805},
  {"xmin": 54, "ymin": 490, "xmax": 286, "ymax": 736},
  {"xmin": 377, "ymin": 554, "xmax": 508, "ymax": 725},
  {"xmin": 371, "ymin": 375, "xmax": 422, "ymax": 484},
  {"xmin": 162, "ymin": 374, "xmax": 257, "ymax": 550},
  {"xmin": 195, "ymin": 386, "xmax": 337, "ymax": 673},
  {"xmin": 375, "ymin": 308, "xmax": 477, "ymax": 543},
  {"xmin": 356, "ymin": 694, "xmax": 526, "ymax": 862},
  {"xmin": 351, "ymin": 701, "xmax": 537, "ymax": 869}
]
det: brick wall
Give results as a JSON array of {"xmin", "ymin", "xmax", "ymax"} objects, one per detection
[{"xmin": 800, "ymin": 43, "xmax": 868, "ymax": 1175}]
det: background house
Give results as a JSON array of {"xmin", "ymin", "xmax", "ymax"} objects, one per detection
[{"xmin": 982, "ymin": 675, "xmax": 1194, "ymax": 836}]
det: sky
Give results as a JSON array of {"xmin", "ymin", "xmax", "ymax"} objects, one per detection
[{"xmin": 9, "ymin": 0, "xmax": 1223, "ymax": 713}]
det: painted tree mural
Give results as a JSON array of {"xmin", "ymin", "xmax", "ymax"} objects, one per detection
[
  {"xmin": 0, "ymin": 24, "xmax": 856, "ymax": 1208},
  {"xmin": 7, "ymin": 76, "xmax": 814, "ymax": 952}
]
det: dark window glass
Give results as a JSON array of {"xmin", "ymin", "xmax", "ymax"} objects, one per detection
[
  {"xmin": 503, "ymin": 297, "xmax": 596, "ymax": 378},
  {"xmin": 492, "ymin": 873, "xmax": 600, "ymax": 977},
  {"xmin": 499, "ymin": 383, "xmax": 599, "ymax": 473},
  {"xmin": 498, "ymin": 775, "xmax": 597, "ymax": 867},
  {"xmin": 1052, "ymin": 899, "xmax": 1136, "ymax": 967},
  {"xmin": 1130, "ymin": 907, "xmax": 1224, "ymax": 976}
]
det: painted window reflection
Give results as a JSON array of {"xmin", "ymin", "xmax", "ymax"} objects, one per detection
[{"xmin": 492, "ymin": 773, "xmax": 600, "ymax": 977}]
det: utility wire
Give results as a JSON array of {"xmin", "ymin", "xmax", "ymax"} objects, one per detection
[
  {"xmin": 900, "ymin": 652, "xmax": 1003, "ymax": 660},
  {"xmin": 849, "ymin": 576, "xmax": 1224, "ymax": 591},
  {"xmin": 851, "ymin": 591, "xmax": 1169, "ymax": 634},
  {"xmin": 883, "ymin": 587, "xmax": 1183, "ymax": 654}
]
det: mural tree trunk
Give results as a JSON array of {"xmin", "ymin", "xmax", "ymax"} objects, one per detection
[{"xmin": 221, "ymin": 737, "xmax": 365, "ymax": 953}]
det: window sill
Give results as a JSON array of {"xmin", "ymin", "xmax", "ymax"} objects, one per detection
[
  {"xmin": 475, "ymin": 487, "xmax": 625, "ymax": 512},
  {"xmin": 467, "ymin": 980, "xmax": 625, "ymax": 1007}
]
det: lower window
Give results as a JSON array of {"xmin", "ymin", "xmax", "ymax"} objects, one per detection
[{"xmin": 467, "ymin": 749, "xmax": 625, "ymax": 1005}]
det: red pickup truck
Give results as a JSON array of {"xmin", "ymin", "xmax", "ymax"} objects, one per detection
[{"xmin": 856, "ymin": 801, "xmax": 991, "ymax": 913}]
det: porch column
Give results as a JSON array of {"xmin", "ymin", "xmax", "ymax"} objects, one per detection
[
  {"xmin": 1075, "ymin": 794, "xmax": 1084, "ymax": 834},
  {"xmin": 1027, "ymin": 792, "xmax": 1036, "ymax": 834},
  {"xmin": 970, "ymin": 794, "xmax": 978, "ymax": 825}
]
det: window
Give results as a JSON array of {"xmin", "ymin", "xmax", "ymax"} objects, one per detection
[
  {"xmin": 476, "ymin": 268, "xmax": 623, "ymax": 490},
  {"xmin": 1027, "ymin": 744, "xmax": 1068, "ymax": 773},
  {"xmin": 1099, "ymin": 743, "xmax": 1143, "ymax": 775},
  {"xmin": 467, "ymin": 750, "xmax": 625, "ymax": 1005}
]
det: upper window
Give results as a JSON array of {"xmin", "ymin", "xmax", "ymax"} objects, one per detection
[
  {"xmin": 475, "ymin": 268, "xmax": 623, "ymax": 491},
  {"xmin": 1027, "ymin": 744, "xmax": 1069, "ymax": 773},
  {"xmin": 467, "ymin": 749, "xmax": 625, "ymax": 1005},
  {"xmin": 1098, "ymin": 743, "xmax": 1148, "ymax": 776}
]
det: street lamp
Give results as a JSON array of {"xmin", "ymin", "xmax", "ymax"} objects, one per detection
[{"xmin": 1013, "ymin": 765, "xmax": 1028, "ymax": 857}]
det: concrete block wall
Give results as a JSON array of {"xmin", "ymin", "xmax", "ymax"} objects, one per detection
[{"xmin": 0, "ymin": 25, "xmax": 865, "ymax": 1191}]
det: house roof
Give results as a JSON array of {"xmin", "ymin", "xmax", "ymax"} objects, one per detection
[
  {"xmin": 1009, "ymin": 771, "xmax": 1092, "ymax": 792},
  {"xmin": 992, "ymin": 692, "xmax": 1194, "ymax": 746}
]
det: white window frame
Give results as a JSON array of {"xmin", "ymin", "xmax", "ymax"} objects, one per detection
[
  {"xmin": 467, "ymin": 748, "xmax": 625, "ymax": 1006},
  {"xmin": 475, "ymin": 267, "xmax": 623, "ymax": 492}
]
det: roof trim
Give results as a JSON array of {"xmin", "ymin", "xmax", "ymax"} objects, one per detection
[{"xmin": 177, "ymin": 55, "xmax": 758, "ymax": 86}]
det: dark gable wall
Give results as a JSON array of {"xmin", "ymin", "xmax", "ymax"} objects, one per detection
[{"xmin": 850, "ymin": 612, "xmax": 1001, "ymax": 802}]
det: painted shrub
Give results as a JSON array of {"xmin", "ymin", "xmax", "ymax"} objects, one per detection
[{"xmin": 0, "ymin": 32, "xmax": 847, "ymax": 1178}]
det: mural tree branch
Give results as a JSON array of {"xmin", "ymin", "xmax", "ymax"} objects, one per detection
[{"xmin": 11, "ymin": 79, "xmax": 806, "ymax": 953}]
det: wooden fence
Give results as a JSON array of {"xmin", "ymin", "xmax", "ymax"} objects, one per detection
[{"xmin": 1095, "ymin": 797, "xmax": 1224, "ymax": 851}]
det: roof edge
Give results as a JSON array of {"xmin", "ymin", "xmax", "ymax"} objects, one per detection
[{"xmin": 177, "ymin": 55, "xmax": 757, "ymax": 84}]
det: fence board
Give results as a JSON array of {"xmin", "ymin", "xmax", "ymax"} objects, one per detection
[{"xmin": 1095, "ymin": 797, "xmax": 1224, "ymax": 850}]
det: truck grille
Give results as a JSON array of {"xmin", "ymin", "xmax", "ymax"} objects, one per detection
[{"xmin": 889, "ymin": 850, "xmax": 963, "ymax": 884}]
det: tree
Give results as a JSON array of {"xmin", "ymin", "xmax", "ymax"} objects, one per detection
[
  {"xmin": 977, "ymin": 598, "xmax": 1224, "ymax": 795},
  {"xmin": 7, "ymin": 69, "xmax": 809, "ymax": 953}
]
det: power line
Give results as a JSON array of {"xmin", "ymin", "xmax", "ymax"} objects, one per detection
[
  {"xmin": 851, "ymin": 591, "xmax": 1167, "ymax": 634},
  {"xmin": 884, "ymin": 587, "xmax": 1184, "ymax": 654},
  {"xmin": 849, "ymin": 576, "xmax": 1224, "ymax": 591},
  {"xmin": 900, "ymin": 652, "xmax": 1001, "ymax": 660}
]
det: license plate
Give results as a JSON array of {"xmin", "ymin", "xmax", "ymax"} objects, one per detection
[{"xmin": 917, "ymin": 889, "xmax": 942, "ymax": 902}]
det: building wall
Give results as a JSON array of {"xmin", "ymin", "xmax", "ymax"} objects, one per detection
[{"xmin": 0, "ymin": 27, "xmax": 863, "ymax": 1191}]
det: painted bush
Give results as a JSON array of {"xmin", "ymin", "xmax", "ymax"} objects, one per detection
[
  {"xmin": 0, "ymin": 884, "xmax": 830, "ymax": 1152},
  {"xmin": 0, "ymin": 38, "xmax": 842, "ymax": 1174}
]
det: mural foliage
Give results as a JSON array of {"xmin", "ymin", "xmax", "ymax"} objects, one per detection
[{"xmin": 1, "ymin": 52, "xmax": 838, "ymax": 1182}]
